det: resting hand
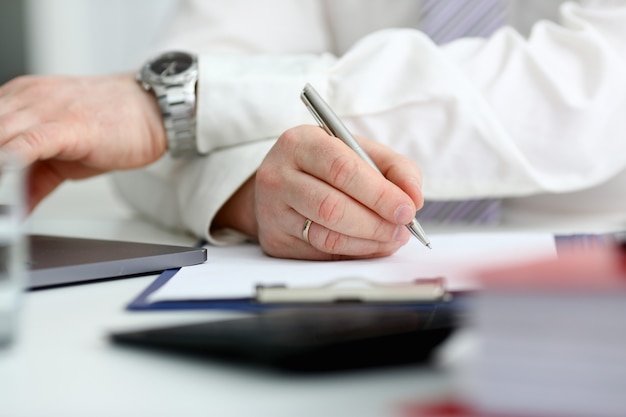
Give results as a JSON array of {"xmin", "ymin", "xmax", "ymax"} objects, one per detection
[
  {"xmin": 217, "ymin": 125, "xmax": 424, "ymax": 260},
  {"xmin": 0, "ymin": 73, "xmax": 166, "ymax": 211}
]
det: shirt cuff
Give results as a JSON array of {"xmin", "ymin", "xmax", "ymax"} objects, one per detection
[
  {"xmin": 196, "ymin": 53, "xmax": 335, "ymax": 154},
  {"xmin": 177, "ymin": 139, "xmax": 276, "ymax": 246}
]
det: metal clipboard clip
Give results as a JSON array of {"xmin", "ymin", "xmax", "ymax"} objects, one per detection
[{"xmin": 255, "ymin": 277, "xmax": 449, "ymax": 304}]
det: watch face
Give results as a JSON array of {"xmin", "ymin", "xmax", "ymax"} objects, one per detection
[{"xmin": 149, "ymin": 52, "xmax": 194, "ymax": 77}]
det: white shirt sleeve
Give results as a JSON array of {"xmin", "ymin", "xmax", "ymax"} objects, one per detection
[{"xmin": 113, "ymin": 1, "xmax": 626, "ymax": 244}]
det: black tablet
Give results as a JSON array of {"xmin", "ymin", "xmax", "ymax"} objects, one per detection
[{"xmin": 27, "ymin": 234, "xmax": 207, "ymax": 289}]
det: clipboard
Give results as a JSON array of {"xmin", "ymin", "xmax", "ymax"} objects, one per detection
[
  {"xmin": 126, "ymin": 269, "xmax": 465, "ymax": 313},
  {"xmin": 125, "ymin": 232, "xmax": 620, "ymax": 312}
]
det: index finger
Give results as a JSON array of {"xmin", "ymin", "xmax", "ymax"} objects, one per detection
[
  {"xmin": 294, "ymin": 125, "xmax": 419, "ymax": 225},
  {"xmin": 359, "ymin": 136, "xmax": 424, "ymax": 210}
]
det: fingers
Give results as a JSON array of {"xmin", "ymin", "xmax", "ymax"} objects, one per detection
[
  {"xmin": 255, "ymin": 125, "xmax": 423, "ymax": 260},
  {"xmin": 0, "ymin": 73, "xmax": 170, "ymax": 214},
  {"xmin": 284, "ymin": 167, "xmax": 409, "ymax": 242},
  {"xmin": 0, "ymin": 101, "xmax": 81, "ymax": 166},
  {"xmin": 260, "ymin": 208, "xmax": 408, "ymax": 261},
  {"xmin": 301, "ymin": 215, "xmax": 408, "ymax": 258},
  {"xmin": 360, "ymin": 137, "xmax": 424, "ymax": 209},
  {"xmin": 2, "ymin": 73, "xmax": 167, "ymax": 171},
  {"xmin": 1, "ymin": 121, "xmax": 86, "ymax": 166},
  {"xmin": 289, "ymin": 125, "xmax": 421, "ymax": 225},
  {"xmin": 0, "ymin": 76, "xmax": 81, "ymax": 164},
  {"xmin": 0, "ymin": 77, "xmax": 42, "ymax": 145},
  {"xmin": 0, "ymin": 109, "xmax": 41, "ymax": 147}
]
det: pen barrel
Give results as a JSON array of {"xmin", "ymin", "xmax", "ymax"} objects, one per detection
[
  {"xmin": 301, "ymin": 85, "xmax": 381, "ymax": 174},
  {"xmin": 330, "ymin": 123, "xmax": 382, "ymax": 174}
]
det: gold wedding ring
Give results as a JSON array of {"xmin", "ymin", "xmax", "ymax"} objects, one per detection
[{"xmin": 302, "ymin": 218, "xmax": 313, "ymax": 244}]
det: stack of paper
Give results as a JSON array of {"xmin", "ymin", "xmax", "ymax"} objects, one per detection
[{"xmin": 460, "ymin": 247, "xmax": 626, "ymax": 417}]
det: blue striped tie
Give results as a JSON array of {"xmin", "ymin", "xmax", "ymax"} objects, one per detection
[
  {"xmin": 420, "ymin": 0, "xmax": 507, "ymax": 44},
  {"xmin": 417, "ymin": 0, "xmax": 506, "ymax": 225}
]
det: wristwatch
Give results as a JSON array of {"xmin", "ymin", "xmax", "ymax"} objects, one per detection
[{"xmin": 137, "ymin": 51, "xmax": 199, "ymax": 158}]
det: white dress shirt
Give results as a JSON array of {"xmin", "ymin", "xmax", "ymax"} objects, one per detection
[{"xmin": 113, "ymin": 0, "xmax": 626, "ymax": 244}]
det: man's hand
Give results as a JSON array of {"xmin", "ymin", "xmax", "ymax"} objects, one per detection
[
  {"xmin": 216, "ymin": 125, "xmax": 424, "ymax": 260},
  {"xmin": 0, "ymin": 73, "xmax": 167, "ymax": 211}
]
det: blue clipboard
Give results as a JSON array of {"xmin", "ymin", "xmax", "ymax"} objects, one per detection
[
  {"xmin": 126, "ymin": 233, "xmax": 619, "ymax": 312},
  {"xmin": 127, "ymin": 268, "xmax": 264, "ymax": 312},
  {"xmin": 126, "ymin": 268, "xmax": 468, "ymax": 313}
]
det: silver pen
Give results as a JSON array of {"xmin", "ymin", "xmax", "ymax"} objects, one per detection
[{"xmin": 300, "ymin": 83, "xmax": 432, "ymax": 249}]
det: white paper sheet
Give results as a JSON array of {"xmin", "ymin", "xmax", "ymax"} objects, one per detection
[{"xmin": 146, "ymin": 232, "xmax": 557, "ymax": 303}]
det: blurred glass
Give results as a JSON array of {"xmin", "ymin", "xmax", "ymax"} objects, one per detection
[{"xmin": 0, "ymin": 152, "xmax": 26, "ymax": 347}]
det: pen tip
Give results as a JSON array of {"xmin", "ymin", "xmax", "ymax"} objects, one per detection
[{"xmin": 426, "ymin": 243, "xmax": 432, "ymax": 249}]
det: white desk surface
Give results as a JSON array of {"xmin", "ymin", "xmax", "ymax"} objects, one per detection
[
  {"xmin": 0, "ymin": 176, "xmax": 462, "ymax": 417},
  {"xmin": 2, "ymin": 175, "xmax": 622, "ymax": 417}
]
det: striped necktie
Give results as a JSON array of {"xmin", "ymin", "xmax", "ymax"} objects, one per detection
[
  {"xmin": 420, "ymin": 0, "xmax": 507, "ymax": 44},
  {"xmin": 417, "ymin": 0, "xmax": 506, "ymax": 225}
]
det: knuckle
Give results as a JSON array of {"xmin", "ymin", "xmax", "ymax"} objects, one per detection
[
  {"xmin": 371, "ymin": 185, "xmax": 396, "ymax": 214},
  {"xmin": 371, "ymin": 218, "xmax": 393, "ymax": 241},
  {"xmin": 255, "ymin": 163, "xmax": 281, "ymax": 190},
  {"xmin": 316, "ymin": 193, "xmax": 345, "ymax": 227},
  {"xmin": 371, "ymin": 185, "xmax": 410, "ymax": 225},
  {"xmin": 0, "ymin": 111, "xmax": 27, "ymax": 140},
  {"xmin": 371, "ymin": 186, "xmax": 387, "ymax": 209},
  {"xmin": 277, "ymin": 127, "xmax": 308, "ymax": 166},
  {"xmin": 321, "ymin": 230, "xmax": 349, "ymax": 254},
  {"xmin": 328, "ymin": 153, "xmax": 360, "ymax": 190},
  {"xmin": 276, "ymin": 127, "xmax": 301, "ymax": 147},
  {"xmin": 17, "ymin": 128, "xmax": 46, "ymax": 151}
]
